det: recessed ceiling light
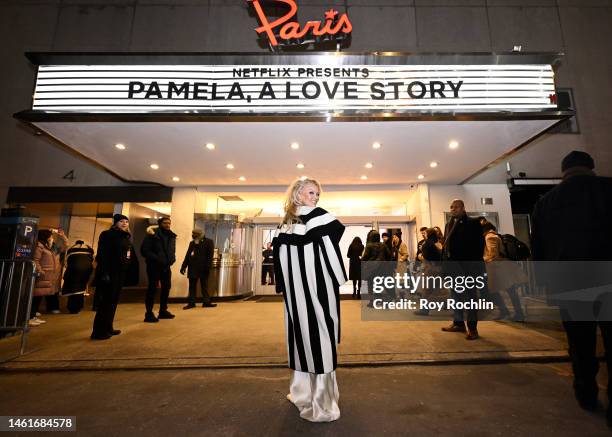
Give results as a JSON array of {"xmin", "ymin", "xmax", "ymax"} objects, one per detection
[
  {"xmin": 205, "ymin": 143, "xmax": 215, "ymax": 150},
  {"xmin": 226, "ymin": 163, "xmax": 234, "ymax": 169},
  {"xmin": 296, "ymin": 163, "xmax": 305, "ymax": 169},
  {"xmin": 418, "ymin": 174, "xmax": 425, "ymax": 180},
  {"xmin": 430, "ymin": 161, "xmax": 438, "ymax": 168},
  {"xmin": 114, "ymin": 143, "xmax": 126, "ymax": 150},
  {"xmin": 290, "ymin": 142, "xmax": 300, "ymax": 150},
  {"xmin": 172, "ymin": 176, "xmax": 180, "ymax": 182},
  {"xmin": 365, "ymin": 162, "xmax": 373, "ymax": 169},
  {"xmin": 238, "ymin": 176, "xmax": 246, "ymax": 182},
  {"xmin": 449, "ymin": 140, "xmax": 459, "ymax": 149},
  {"xmin": 360, "ymin": 175, "xmax": 368, "ymax": 181},
  {"xmin": 372, "ymin": 142, "xmax": 381, "ymax": 149},
  {"xmin": 150, "ymin": 163, "xmax": 159, "ymax": 170}
]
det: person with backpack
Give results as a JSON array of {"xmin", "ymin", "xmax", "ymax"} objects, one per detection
[{"xmin": 482, "ymin": 221, "xmax": 526, "ymax": 321}]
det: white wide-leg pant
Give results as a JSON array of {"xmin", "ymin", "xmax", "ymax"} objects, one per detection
[{"xmin": 287, "ymin": 370, "xmax": 340, "ymax": 422}]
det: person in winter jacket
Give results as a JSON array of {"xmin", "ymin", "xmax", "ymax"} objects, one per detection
[
  {"xmin": 30, "ymin": 229, "xmax": 61, "ymax": 326},
  {"xmin": 90, "ymin": 214, "xmax": 138, "ymax": 340},
  {"xmin": 140, "ymin": 217, "xmax": 177, "ymax": 323},
  {"xmin": 481, "ymin": 221, "xmax": 525, "ymax": 322},
  {"xmin": 362, "ymin": 230, "xmax": 392, "ymax": 307},
  {"xmin": 347, "ymin": 237, "xmax": 365, "ymax": 299},
  {"xmin": 180, "ymin": 228, "xmax": 216, "ymax": 309}
]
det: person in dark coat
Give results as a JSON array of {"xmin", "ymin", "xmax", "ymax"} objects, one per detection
[
  {"xmin": 62, "ymin": 241, "xmax": 94, "ymax": 314},
  {"xmin": 180, "ymin": 228, "xmax": 216, "ymax": 309},
  {"xmin": 362, "ymin": 230, "xmax": 392, "ymax": 307},
  {"xmin": 347, "ymin": 236, "xmax": 365, "ymax": 299},
  {"xmin": 140, "ymin": 217, "xmax": 177, "ymax": 323},
  {"xmin": 91, "ymin": 214, "xmax": 138, "ymax": 340},
  {"xmin": 532, "ymin": 150, "xmax": 612, "ymax": 427},
  {"xmin": 441, "ymin": 199, "xmax": 486, "ymax": 340},
  {"xmin": 414, "ymin": 228, "xmax": 443, "ymax": 316},
  {"xmin": 261, "ymin": 242, "xmax": 275, "ymax": 285}
]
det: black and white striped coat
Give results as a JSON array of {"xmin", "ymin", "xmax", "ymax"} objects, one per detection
[{"xmin": 273, "ymin": 206, "xmax": 347, "ymax": 374}]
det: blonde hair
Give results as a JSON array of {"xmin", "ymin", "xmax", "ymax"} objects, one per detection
[{"xmin": 282, "ymin": 178, "xmax": 322, "ymax": 224}]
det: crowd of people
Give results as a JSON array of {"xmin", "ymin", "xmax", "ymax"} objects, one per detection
[
  {"xmin": 345, "ymin": 201, "xmax": 528, "ymax": 340},
  {"xmin": 28, "ymin": 214, "xmax": 217, "ymax": 340}
]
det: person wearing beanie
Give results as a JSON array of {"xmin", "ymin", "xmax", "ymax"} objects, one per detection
[
  {"xmin": 140, "ymin": 216, "xmax": 177, "ymax": 322},
  {"xmin": 91, "ymin": 214, "xmax": 139, "ymax": 340},
  {"xmin": 180, "ymin": 228, "xmax": 216, "ymax": 309},
  {"xmin": 532, "ymin": 150, "xmax": 612, "ymax": 428}
]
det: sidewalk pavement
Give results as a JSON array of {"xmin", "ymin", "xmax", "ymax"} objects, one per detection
[{"xmin": 0, "ymin": 299, "xmax": 569, "ymax": 371}]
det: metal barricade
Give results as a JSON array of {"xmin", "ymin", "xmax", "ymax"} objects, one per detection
[{"xmin": 0, "ymin": 259, "xmax": 37, "ymax": 355}]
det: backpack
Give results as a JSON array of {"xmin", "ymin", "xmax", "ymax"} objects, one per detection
[{"xmin": 498, "ymin": 234, "xmax": 531, "ymax": 261}]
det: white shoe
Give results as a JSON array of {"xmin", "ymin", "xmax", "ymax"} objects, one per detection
[
  {"xmin": 29, "ymin": 318, "xmax": 41, "ymax": 326},
  {"xmin": 51, "ymin": 310, "xmax": 61, "ymax": 314},
  {"xmin": 35, "ymin": 318, "xmax": 47, "ymax": 324},
  {"xmin": 35, "ymin": 312, "xmax": 41, "ymax": 317}
]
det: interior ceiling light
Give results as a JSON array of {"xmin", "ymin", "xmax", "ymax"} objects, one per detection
[
  {"xmin": 296, "ymin": 163, "xmax": 305, "ymax": 169},
  {"xmin": 360, "ymin": 175, "xmax": 368, "ymax": 180},
  {"xmin": 418, "ymin": 174, "xmax": 425, "ymax": 180},
  {"xmin": 238, "ymin": 176, "xmax": 246, "ymax": 182},
  {"xmin": 205, "ymin": 143, "xmax": 215, "ymax": 150},
  {"xmin": 114, "ymin": 143, "xmax": 126, "ymax": 150},
  {"xmin": 220, "ymin": 195, "xmax": 244, "ymax": 201},
  {"xmin": 365, "ymin": 162, "xmax": 373, "ymax": 169},
  {"xmin": 300, "ymin": 175, "xmax": 308, "ymax": 181},
  {"xmin": 172, "ymin": 176, "xmax": 180, "ymax": 182},
  {"xmin": 150, "ymin": 163, "xmax": 159, "ymax": 170},
  {"xmin": 290, "ymin": 142, "xmax": 300, "ymax": 150},
  {"xmin": 449, "ymin": 141, "xmax": 459, "ymax": 149},
  {"xmin": 226, "ymin": 163, "xmax": 234, "ymax": 169},
  {"xmin": 430, "ymin": 161, "xmax": 438, "ymax": 168},
  {"xmin": 372, "ymin": 142, "xmax": 381, "ymax": 149}
]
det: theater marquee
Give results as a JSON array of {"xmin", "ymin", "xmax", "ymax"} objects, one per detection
[{"xmin": 32, "ymin": 63, "xmax": 557, "ymax": 114}]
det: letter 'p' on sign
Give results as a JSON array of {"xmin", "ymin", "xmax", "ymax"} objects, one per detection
[
  {"xmin": 248, "ymin": 0, "xmax": 352, "ymax": 47},
  {"xmin": 24, "ymin": 226, "xmax": 33, "ymax": 237}
]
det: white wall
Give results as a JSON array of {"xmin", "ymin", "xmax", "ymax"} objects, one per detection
[
  {"xmin": 428, "ymin": 184, "xmax": 514, "ymax": 235},
  {"xmin": 169, "ymin": 187, "xmax": 197, "ymax": 298}
]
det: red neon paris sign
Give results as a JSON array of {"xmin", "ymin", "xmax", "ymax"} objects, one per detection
[{"xmin": 248, "ymin": 0, "xmax": 353, "ymax": 47}]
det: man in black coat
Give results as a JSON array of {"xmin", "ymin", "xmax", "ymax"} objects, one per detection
[
  {"xmin": 140, "ymin": 217, "xmax": 176, "ymax": 322},
  {"xmin": 180, "ymin": 228, "xmax": 216, "ymax": 309},
  {"xmin": 441, "ymin": 199, "xmax": 485, "ymax": 340},
  {"xmin": 532, "ymin": 151, "xmax": 612, "ymax": 426},
  {"xmin": 261, "ymin": 242, "xmax": 275, "ymax": 285},
  {"xmin": 91, "ymin": 214, "xmax": 138, "ymax": 340}
]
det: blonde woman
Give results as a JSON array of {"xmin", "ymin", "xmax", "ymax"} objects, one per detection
[{"xmin": 272, "ymin": 178, "xmax": 347, "ymax": 422}]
